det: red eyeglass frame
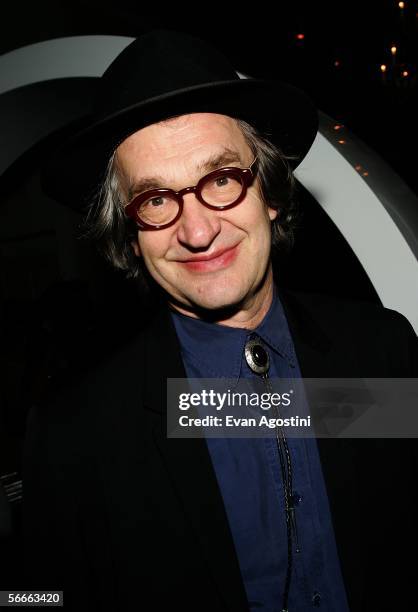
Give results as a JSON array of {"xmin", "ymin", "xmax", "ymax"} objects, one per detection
[{"xmin": 124, "ymin": 157, "xmax": 258, "ymax": 230}]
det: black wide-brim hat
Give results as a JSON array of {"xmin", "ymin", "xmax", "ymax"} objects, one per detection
[{"xmin": 41, "ymin": 29, "xmax": 318, "ymax": 211}]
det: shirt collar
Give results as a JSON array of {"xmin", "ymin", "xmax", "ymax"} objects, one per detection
[
  {"xmin": 255, "ymin": 288, "xmax": 296, "ymax": 367},
  {"xmin": 170, "ymin": 287, "xmax": 296, "ymax": 379}
]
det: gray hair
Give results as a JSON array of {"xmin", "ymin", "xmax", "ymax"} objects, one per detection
[{"xmin": 82, "ymin": 118, "xmax": 299, "ymax": 282}]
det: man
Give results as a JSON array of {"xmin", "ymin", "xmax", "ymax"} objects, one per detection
[{"xmin": 23, "ymin": 30, "xmax": 418, "ymax": 612}]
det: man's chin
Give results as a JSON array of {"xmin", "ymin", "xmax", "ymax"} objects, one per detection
[{"xmin": 169, "ymin": 290, "xmax": 246, "ymax": 321}]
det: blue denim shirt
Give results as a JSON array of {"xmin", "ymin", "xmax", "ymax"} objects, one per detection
[{"xmin": 171, "ymin": 292, "xmax": 349, "ymax": 611}]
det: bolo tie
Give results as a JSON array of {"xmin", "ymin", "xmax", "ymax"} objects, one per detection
[{"xmin": 244, "ymin": 333, "xmax": 300, "ymax": 612}]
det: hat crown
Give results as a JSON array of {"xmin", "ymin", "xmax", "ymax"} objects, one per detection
[
  {"xmin": 41, "ymin": 29, "xmax": 318, "ymax": 210},
  {"xmin": 96, "ymin": 30, "xmax": 239, "ymax": 117}
]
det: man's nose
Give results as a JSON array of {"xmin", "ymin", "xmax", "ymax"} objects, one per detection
[{"xmin": 176, "ymin": 193, "xmax": 221, "ymax": 249}]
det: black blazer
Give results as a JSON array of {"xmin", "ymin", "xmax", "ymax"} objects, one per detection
[{"xmin": 22, "ymin": 290, "xmax": 418, "ymax": 611}]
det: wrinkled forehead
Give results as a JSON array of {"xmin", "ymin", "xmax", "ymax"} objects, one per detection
[
  {"xmin": 116, "ymin": 113, "xmax": 249, "ymax": 164},
  {"xmin": 114, "ymin": 113, "xmax": 252, "ymax": 194}
]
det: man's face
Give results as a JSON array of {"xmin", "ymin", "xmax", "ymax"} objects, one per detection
[{"xmin": 116, "ymin": 113, "xmax": 277, "ymax": 316}]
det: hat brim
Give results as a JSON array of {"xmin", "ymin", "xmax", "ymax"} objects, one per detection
[{"xmin": 41, "ymin": 78, "xmax": 318, "ymax": 210}]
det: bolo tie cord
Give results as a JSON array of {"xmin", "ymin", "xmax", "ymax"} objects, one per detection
[{"xmin": 244, "ymin": 334, "xmax": 300, "ymax": 612}]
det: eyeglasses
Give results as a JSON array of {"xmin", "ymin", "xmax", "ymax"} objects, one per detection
[{"xmin": 124, "ymin": 157, "xmax": 258, "ymax": 230}]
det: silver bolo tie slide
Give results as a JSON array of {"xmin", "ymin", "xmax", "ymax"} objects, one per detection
[
  {"xmin": 243, "ymin": 334, "xmax": 300, "ymax": 612},
  {"xmin": 244, "ymin": 336, "xmax": 271, "ymax": 377}
]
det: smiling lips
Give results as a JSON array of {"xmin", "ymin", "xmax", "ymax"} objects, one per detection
[{"xmin": 178, "ymin": 244, "xmax": 240, "ymax": 272}]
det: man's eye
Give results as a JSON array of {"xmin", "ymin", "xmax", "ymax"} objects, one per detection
[
  {"xmin": 149, "ymin": 197, "xmax": 165, "ymax": 206},
  {"xmin": 216, "ymin": 176, "xmax": 229, "ymax": 187}
]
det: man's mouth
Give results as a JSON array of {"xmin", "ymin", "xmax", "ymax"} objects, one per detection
[{"xmin": 178, "ymin": 244, "xmax": 240, "ymax": 272}]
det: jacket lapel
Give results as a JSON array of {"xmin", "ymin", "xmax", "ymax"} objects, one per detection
[{"xmin": 141, "ymin": 306, "xmax": 249, "ymax": 611}]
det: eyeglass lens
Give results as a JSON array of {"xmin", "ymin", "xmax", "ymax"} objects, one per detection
[{"xmin": 137, "ymin": 171, "xmax": 244, "ymax": 226}]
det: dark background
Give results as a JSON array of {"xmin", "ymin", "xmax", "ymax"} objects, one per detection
[{"xmin": 0, "ymin": 0, "xmax": 417, "ymax": 587}]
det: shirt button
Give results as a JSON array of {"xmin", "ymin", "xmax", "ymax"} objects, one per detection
[
  {"xmin": 312, "ymin": 591, "xmax": 321, "ymax": 607},
  {"xmin": 292, "ymin": 492, "xmax": 302, "ymax": 506}
]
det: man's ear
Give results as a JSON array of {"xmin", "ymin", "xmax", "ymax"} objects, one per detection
[
  {"xmin": 131, "ymin": 240, "xmax": 141, "ymax": 258},
  {"xmin": 268, "ymin": 207, "xmax": 278, "ymax": 222}
]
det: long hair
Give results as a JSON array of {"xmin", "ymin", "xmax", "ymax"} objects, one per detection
[{"xmin": 81, "ymin": 118, "xmax": 299, "ymax": 283}]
